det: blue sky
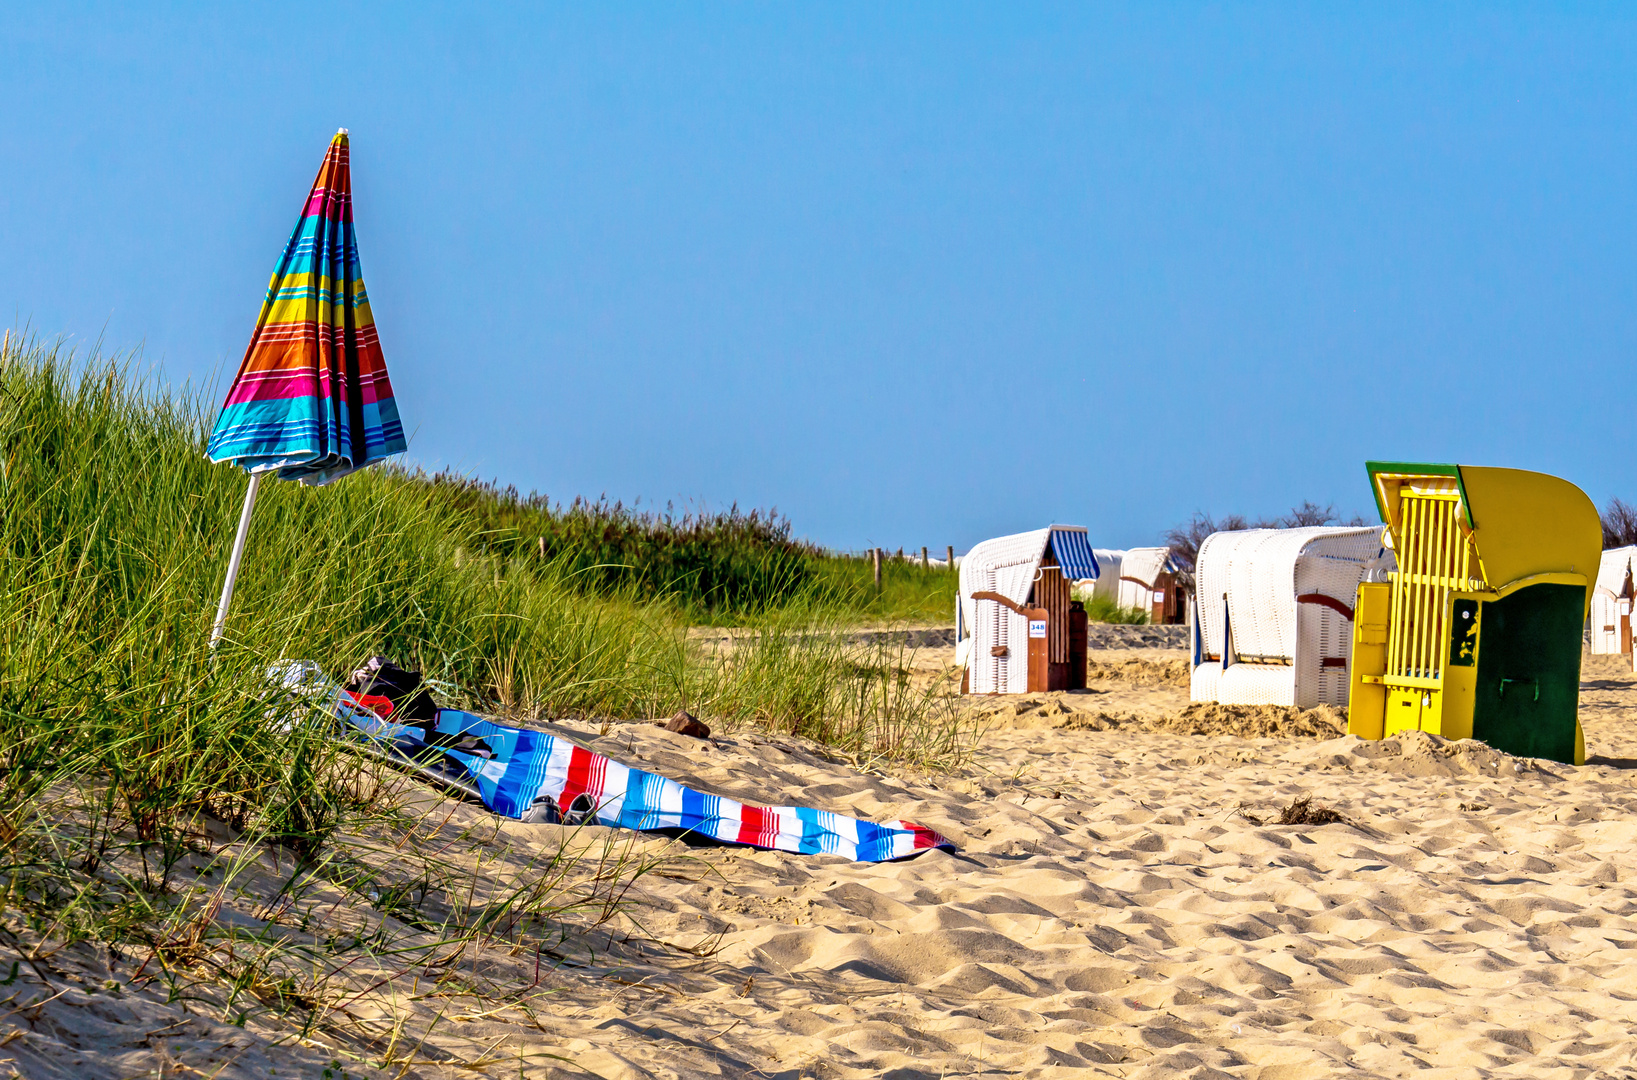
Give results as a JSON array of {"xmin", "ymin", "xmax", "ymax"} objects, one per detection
[{"xmin": 3, "ymin": 4, "xmax": 1635, "ymax": 552}]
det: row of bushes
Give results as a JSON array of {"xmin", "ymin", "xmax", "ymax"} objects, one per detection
[
  {"xmin": 409, "ymin": 473, "xmax": 823, "ymax": 618},
  {"xmin": 405, "ymin": 470, "xmax": 970, "ymax": 624}
]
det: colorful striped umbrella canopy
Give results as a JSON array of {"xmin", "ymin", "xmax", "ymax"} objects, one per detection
[
  {"xmin": 207, "ymin": 130, "xmax": 406, "ymax": 647},
  {"xmin": 207, "ymin": 129, "xmax": 406, "ymax": 486}
]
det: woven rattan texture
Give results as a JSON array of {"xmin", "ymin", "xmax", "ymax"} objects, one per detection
[
  {"xmin": 1590, "ymin": 546, "xmax": 1637, "ymax": 655},
  {"xmin": 1193, "ymin": 527, "xmax": 1386, "ymax": 708}
]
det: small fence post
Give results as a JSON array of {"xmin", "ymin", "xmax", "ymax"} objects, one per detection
[
  {"xmin": 537, "ymin": 536, "xmax": 545, "ymax": 559},
  {"xmin": 947, "ymin": 545, "xmax": 955, "ymax": 571},
  {"xmin": 872, "ymin": 548, "xmax": 882, "ymax": 591},
  {"xmin": 921, "ymin": 545, "xmax": 929, "ymax": 567}
]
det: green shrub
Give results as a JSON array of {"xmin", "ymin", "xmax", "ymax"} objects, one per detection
[
  {"xmin": 1076, "ymin": 591, "xmax": 1151, "ymax": 625},
  {"xmin": 395, "ymin": 475, "xmax": 962, "ymax": 627},
  {"xmin": 404, "ymin": 472, "xmax": 820, "ymax": 619}
]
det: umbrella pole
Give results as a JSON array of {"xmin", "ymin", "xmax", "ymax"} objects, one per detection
[{"xmin": 210, "ymin": 471, "xmax": 265, "ymax": 649}]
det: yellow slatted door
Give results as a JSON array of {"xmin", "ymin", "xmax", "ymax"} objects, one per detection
[{"xmin": 1384, "ymin": 485, "xmax": 1478, "ymax": 735}]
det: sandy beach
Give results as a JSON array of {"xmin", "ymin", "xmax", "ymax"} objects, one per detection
[{"xmin": 10, "ymin": 643, "xmax": 1637, "ymax": 1078}]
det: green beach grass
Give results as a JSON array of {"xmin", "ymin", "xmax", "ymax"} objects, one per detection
[
  {"xmin": 1075, "ymin": 590, "xmax": 1152, "ymax": 625},
  {"xmin": 0, "ymin": 336, "xmax": 968, "ymax": 971},
  {"xmin": 406, "ymin": 469, "xmax": 961, "ymax": 626}
]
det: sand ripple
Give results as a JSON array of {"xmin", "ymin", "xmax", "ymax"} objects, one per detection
[
  {"xmin": 22, "ymin": 649, "xmax": 1637, "ymax": 1078},
  {"xmin": 502, "ymin": 704, "xmax": 1637, "ymax": 1078}
]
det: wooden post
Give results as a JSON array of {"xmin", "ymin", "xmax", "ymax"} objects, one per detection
[
  {"xmin": 537, "ymin": 536, "xmax": 545, "ymax": 559},
  {"xmin": 872, "ymin": 548, "xmax": 882, "ymax": 590},
  {"xmin": 947, "ymin": 545, "xmax": 955, "ymax": 571},
  {"xmin": 921, "ymin": 545, "xmax": 929, "ymax": 567}
]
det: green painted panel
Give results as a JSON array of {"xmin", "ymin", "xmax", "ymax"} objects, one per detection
[
  {"xmin": 1365, "ymin": 461, "xmax": 1473, "ymax": 528},
  {"xmin": 1472, "ymin": 583, "xmax": 1584, "ymax": 764}
]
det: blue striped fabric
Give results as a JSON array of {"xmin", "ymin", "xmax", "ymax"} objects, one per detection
[
  {"xmin": 333, "ymin": 704, "xmax": 952, "ymax": 863},
  {"xmin": 1049, "ymin": 527, "xmax": 1100, "ymax": 581}
]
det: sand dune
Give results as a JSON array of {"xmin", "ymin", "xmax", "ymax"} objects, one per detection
[{"xmin": 14, "ymin": 645, "xmax": 1637, "ymax": 1077}]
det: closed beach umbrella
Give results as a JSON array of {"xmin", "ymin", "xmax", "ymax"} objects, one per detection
[{"xmin": 207, "ymin": 129, "xmax": 407, "ymax": 646}]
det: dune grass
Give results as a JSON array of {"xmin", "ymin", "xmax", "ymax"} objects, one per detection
[
  {"xmin": 397, "ymin": 470, "xmax": 961, "ymax": 627},
  {"xmin": 0, "ymin": 334, "xmax": 967, "ymax": 1027},
  {"xmin": 802, "ymin": 553, "xmax": 960, "ymax": 625},
  {"xmin": 1077, "ymin": 591, "xmax": 1153, "ymax": 625},
  {"xmin": 411, "ymin": 471, "xmax": 824, "ymax": 622}
]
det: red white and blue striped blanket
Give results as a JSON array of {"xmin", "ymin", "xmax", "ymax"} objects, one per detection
[{"xmin": 276, "ymin": 663, "xmax": 953, "ymax": 863}]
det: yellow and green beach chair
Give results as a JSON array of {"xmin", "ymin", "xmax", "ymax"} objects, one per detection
[{"xmin": 1348, "ymin": 463, "xmax": 1599, "ymax": 765}]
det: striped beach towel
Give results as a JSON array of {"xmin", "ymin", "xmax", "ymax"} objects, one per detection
[{"xmin": 274, "ymin": 663, "xmax": 952, "ymax": 862}]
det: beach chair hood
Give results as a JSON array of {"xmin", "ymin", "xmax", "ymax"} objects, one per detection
[{"xmin": 957, "ymin": 526, "xmax": 1097, "ymax": 636}]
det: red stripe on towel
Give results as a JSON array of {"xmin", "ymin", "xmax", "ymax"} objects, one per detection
[
  {"xmin": 587, "ymin": 751, "xmax": 608, "ymax": 803},
  {"xmin": 562, "ymin": 746, "xmax": 596, "ymax": 804},
  {"xmin": 737, "ymin": 805, "xmax": 773, "ymax": 847}
]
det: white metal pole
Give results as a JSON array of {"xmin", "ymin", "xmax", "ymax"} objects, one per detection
[{"xmin": 210, "ymin": 470, "xmax": 265, "ymax": 649}]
